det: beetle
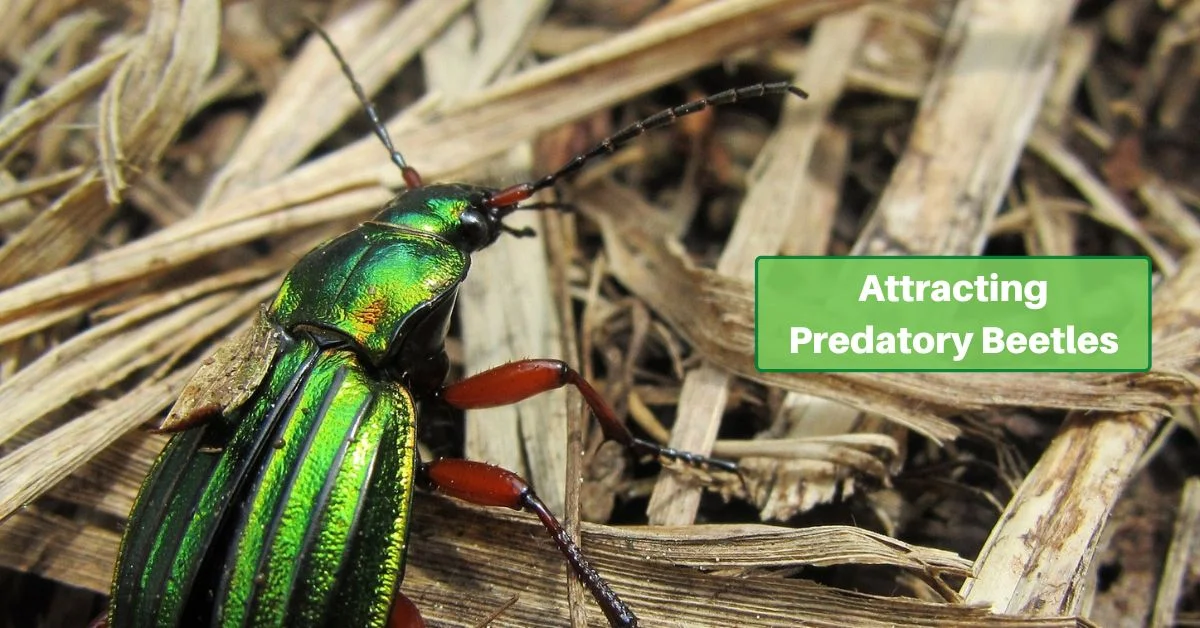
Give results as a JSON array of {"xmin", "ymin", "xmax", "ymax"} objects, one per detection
[{"xmin": 102, "ymin": 22, "xmax": 806, "ymax": 628}]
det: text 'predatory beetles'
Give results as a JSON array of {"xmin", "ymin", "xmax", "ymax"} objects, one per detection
[{"xmin": 103, "ymin": 21, "xmax": 806, "ymax": 628}]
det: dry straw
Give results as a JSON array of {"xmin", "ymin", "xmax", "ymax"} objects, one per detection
[{"xmin": 1, "ymin": 0, "xmax": 1197, "ymax": 626}]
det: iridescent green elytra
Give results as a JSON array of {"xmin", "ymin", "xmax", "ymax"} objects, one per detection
[{"xmin": 110, "ymin": 185, "xmax": 504, "ymax": 627}]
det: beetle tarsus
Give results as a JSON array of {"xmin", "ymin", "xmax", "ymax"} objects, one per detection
[{"xmin": 630, "ymin": 437, "xmax": 739, "ymax": 474}]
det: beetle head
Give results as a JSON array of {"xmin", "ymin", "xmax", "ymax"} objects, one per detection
[{"xmin": 371, "ymin": 183, "xmax": 511, "ymax": 252}]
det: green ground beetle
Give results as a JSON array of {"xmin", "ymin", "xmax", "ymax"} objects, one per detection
[{"xmin": 102, "ymin": 22, "xmax": 806, "ymax": 628}]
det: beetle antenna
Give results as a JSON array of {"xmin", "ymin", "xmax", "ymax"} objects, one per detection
[
  {"xmin": 483, "ymin": 82, "xmax": 807, "ymax": 211},
  {"xmin": 307, "ymin": 20, "xmax": 424, "ymax": 190}
]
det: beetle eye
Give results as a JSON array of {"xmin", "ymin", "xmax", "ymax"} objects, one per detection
[{"xmin": 457, "ymin": 210, "xmax": 492, "ymax": 250}]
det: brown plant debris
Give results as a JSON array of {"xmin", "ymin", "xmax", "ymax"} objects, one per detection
[{"xmin": 1, "ymin": 1, "xmax": 1198, "ymax": 627}]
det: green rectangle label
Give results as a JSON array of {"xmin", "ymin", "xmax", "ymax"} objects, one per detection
[{"xmin": 755, "ymin": 257, "xmax": 1151, "ymax": 372}]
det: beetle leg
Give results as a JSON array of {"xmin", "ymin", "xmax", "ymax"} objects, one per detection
[
  {"xmin": 420, "ymin": 458, "xmax": 637, "ymax": 628},
  {"xmin": 388, "ymin": 592, "xmax": 427, "ymax": 628},
  {"xmin": 85, "ymin": 614, "xmax": 107, "ymax": 628},
  {"xmin": 439, "ymin": 358, "xmax": 737, "ymax": 473}
]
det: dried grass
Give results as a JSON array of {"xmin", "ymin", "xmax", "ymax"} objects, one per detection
[{"xmin": 1, "ymin": 0, "xmax": 1198, "ymax": 627}]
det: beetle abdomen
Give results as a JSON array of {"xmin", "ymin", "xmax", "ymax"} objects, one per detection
[
  {"xmin": 214, "ymin": 344, "xmax": 417, "ymax": 627},
  {"xmin": 111, "ymin": 334, "xmax": 417, "ymax": 628}
]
